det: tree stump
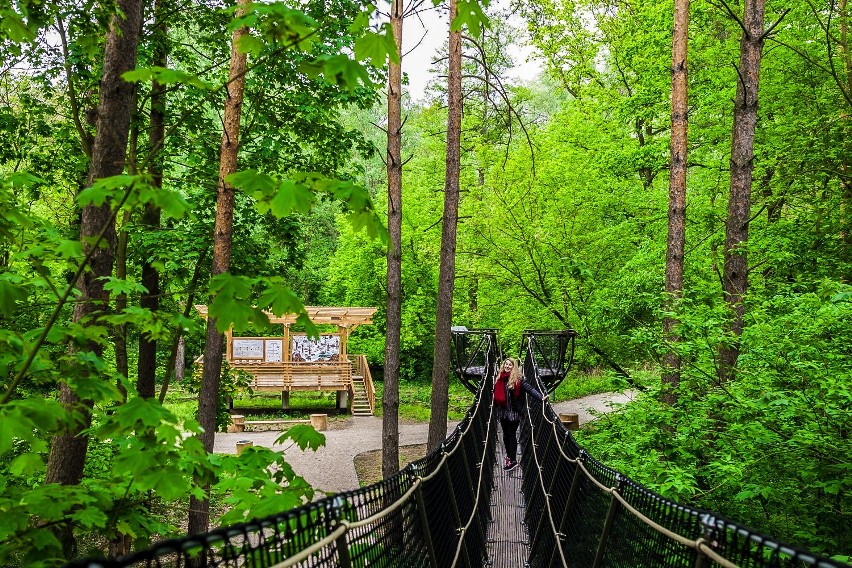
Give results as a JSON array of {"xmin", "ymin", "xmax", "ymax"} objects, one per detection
[
  {"xmin": 227, "ymin": 414, "xmax": 245, "ymax": 433},
  {"xmin": 310, "ymin": 414, "xmax": 328, "ymax": 431},
  {"xmin": 559, "ymin": 413, "xmax": 579, "ymax": 431}
]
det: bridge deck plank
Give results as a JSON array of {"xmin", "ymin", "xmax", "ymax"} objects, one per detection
[{"xmin": 486, "ymin": 423, "xmax": 530, "ymax": 567}]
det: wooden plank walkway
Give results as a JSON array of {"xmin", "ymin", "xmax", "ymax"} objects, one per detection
[{"xmin": 486, "ymin": 423, "xmax": 530, "ymax": 567}]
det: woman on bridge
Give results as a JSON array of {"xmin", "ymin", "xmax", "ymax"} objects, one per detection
[{"xmin": 494, "ymin": 357, "xmax": 546, "ymax": 471}]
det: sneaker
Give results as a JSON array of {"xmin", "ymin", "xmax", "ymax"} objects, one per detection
[{"xmin": 503, "ymin": 459, "xmax": 519, "ymax": 472}]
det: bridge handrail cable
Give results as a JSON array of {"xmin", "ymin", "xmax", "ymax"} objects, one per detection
[
  {"xmin": 519, "ymin": 333, "xmax": 844, "ymax": 568},
  {"xmin": 67, "ymin": 330, "xmax": 845, "ymax": 568}
]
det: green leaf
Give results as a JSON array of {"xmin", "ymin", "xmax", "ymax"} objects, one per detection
[
  {"xmin": 275, "ymin": 424, "xmax": 325, "ymax": 451},
  {"xmin": 227, "ymin": 169, "xmax": 277, "ymax": 196},
  {"xmin": 122, "ymin": 67, "xmax": 214, "ymax": 90},
  {"xmin": 77, "ymin": 175, "xmax": 143, "ymax": 206},
  {"xmin": 9, "ymin": 452, "xmax": 45, "ymax": 476},
  {"xmin": 208, "ymin": 274, "xmax": 269, "ymax": 333},
  {"xmin": 136, "ymin": 185, "xmax": 191, "ymax": 220},
  {"xmin": 0, "ymin": 274, "xmax": 27, "ymax": 316},
  {"xmin": 304, "ymin": 55, "xmax": 372, "ymax": 91},
  {"xmin": 55, "ymin": 239, "xmax": 83, "ymax": 260},
  {"xmin": 347, "ymin": 210, "xmax": 388, "ymax": 243},
  {"xmin": 257, "ymin": 282, "xmax": 304, "ymax": 317},
  {"xmin": 1, "ymin": 11, "xmax": 37, "ymax": 43},
  {"xmin": 451, "ymin": 0, "xmax": 490, "ymax": 36},
  {"xmin": 69, "ymin": 507, "xmax": 108, "ymax": 529},
  {"xmin": 237, "ymin": 34, "xmax": 265, "ymax": 57},
  {"xmin": 100, "ymin": 277, "xmax": 147, "ymax": 296},
  {"xmin": 267, "ymin": 179, "xmax": 314, "ymax": 217},
  {"xmin": 354, "ymin": 25, "xmax": 399, "ymax": 67}
]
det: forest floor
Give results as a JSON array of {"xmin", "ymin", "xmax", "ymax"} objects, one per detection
[{"xmin": 212, "ymin": 391, "xmax": 635, "ymax": 495}]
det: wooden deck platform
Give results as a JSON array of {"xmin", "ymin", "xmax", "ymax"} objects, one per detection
[{"xmin": 486, "ymin": 422, "xmax": 531, "ymax": 567}]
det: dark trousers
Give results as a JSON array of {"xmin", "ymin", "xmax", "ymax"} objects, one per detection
[{"xmin": 500, "ymin": 417, "xmax": 520, "ymax": 462}]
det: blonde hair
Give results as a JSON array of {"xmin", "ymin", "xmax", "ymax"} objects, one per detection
[{"xmin": 502, "ymin": 358, "xmax": 522, "ymax": 388}]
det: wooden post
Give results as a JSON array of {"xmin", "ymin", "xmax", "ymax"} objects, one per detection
[
  {"xmin": 559, "ymin": 413, "xmax": 580, "ymax": 431},
  {"xmin": 339, "ymin": 324, "xmax": 347, "ymax": 359},
  {"xmin": 281, "ymin": 390, "xmax": 290, "ymax": 410},
  {"xmin": 227, "ymin": 414, "xmax": 245, "ymax": 433},
  {"xmin": 236, "ymin": 440, "xmax": 253, "ymax": 455},
  {"xmin": 310, "ymin": 414, "xmax": 328, "ymax": 431},
  {"xmin": 283, "ymin": 324, "xmax": 291, "ymax": 363},
  {"xmin": 225, "ymin": 328, "xmax": 233, "ymax": 361}
]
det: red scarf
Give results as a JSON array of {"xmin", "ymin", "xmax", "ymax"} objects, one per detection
[{"xmin": 494, "ymin": 371, "xmax": 521, "ymax": 405}]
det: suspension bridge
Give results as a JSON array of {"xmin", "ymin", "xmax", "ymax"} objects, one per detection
[{"xmin": 71, "ymin": 330, "xmax": 844, "ymax": 568}]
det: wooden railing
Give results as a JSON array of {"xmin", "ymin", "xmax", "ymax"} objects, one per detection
[
  {"xmin": 227, "ymin": 359, "xmax": 353, "ymax": 392},
  {"xmin": 351, "ymin": 354, "xmax": 375, "ymax": 414}
]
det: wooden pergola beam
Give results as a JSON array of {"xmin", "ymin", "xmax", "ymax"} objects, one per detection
[{"xmin": 194, "ymin": 305, "xmax": 377, "ymax": 330}]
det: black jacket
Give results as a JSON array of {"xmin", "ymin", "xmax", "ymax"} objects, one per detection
[{"xmin": 497, "ymin": 377, "xmax": 545, "ymax": 417}]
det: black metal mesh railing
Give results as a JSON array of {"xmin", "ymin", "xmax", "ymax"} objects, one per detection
[
  {"xmin": 520, "ymin": 329, "xmax": 577, "ymax": 393},
  {"xmin": 450, "ymin": 328, "xmax": 501, "ymax": 393},
  {"xmin": 519, "ymin": 336, "xmax": 846, "ymax": 568},
  {"xmin": 69, "ymin": 330, "xmax": 846, "ymax": 568}
]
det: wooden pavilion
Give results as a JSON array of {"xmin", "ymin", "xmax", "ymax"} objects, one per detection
[{"xmin": 194, "ymin": 305, "xmax": 378, "ymax": 415}]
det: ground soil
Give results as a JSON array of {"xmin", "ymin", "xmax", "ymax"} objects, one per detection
[{"xmin": 353, "ymin": 443, "xmax": 428, "ymax": 486}]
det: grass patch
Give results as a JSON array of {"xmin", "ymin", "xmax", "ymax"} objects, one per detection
[
  {"xmin": 551, "ymin": 370, "xmax": 623, "ymax": 402},
  {"xmin": 372, "ymin": 380, "xmax": 472, "ymax": 421},
  {"xmin": 231, "ymin": 390, "xmax": 337, "ymax": 414}
]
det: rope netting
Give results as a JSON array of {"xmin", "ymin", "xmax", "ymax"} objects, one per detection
[
  {"xmin": 68, "ymin": 334, "xmax": 501, "ymax": 568},
  {"xmin": 518, "ymin": 335, "xmax": 846, "ymax": 568},
  {"xmin": 68, "ymin": 331, "xmax": 846, "ymax": 568}
]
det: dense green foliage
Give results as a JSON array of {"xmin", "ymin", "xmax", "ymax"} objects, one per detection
[
  {"xmin": 323, "ymin": 0, "xmax": 851, "ymax": 558},
  {"xmin": 1, "ymin": 0, "xmax": 850, "ymax": 563}
]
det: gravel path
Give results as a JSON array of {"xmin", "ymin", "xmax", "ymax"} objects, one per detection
[{"xmin": 213, "ymin": 390, "xmax": 634, "ymax": 495}]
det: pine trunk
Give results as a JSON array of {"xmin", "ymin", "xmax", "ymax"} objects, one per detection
[
  {"xmin": 427, "ymin": 0, "xmax": 462, "ymax": 451},
  {"xmin": 382, "ymin": 0, "xmax": 403, "ymax": 479},
  {"xmin": 662, "ymin": 0, "xmax": 689, "ymax": 406},
  {"xmin": 718, "ymin": 0, "xmax": 765, "ymax": 384},
  {"xmin": 188, "ymin": 0, "xmax": 248, "ymax": 535}
]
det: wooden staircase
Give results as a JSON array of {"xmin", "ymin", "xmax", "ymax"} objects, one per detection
[{"xmin": 351, "ymin": 374, "xmax": 373, "ymax": 416}]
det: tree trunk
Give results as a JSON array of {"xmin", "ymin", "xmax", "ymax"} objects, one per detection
[
  {"xmin": 838, "ymin": 0, "xmax": 852, "ymax": 255},
  {"xmin": 662, "ymin": 0, "xmax": 689, "ymax": 406},
  {"xmin": 46, "ymin": 3, "xmax": 142, "ymax": 556},
  {"xmin": 44, "ymin": 0, "xmax": 143, "ymax": 490},
  {"xmin": 175, "ymin": 336, "xmax": 185, "ymax": 382},
  {"xmin": 159, "ymin": 248, "xmax": 207, "ymax": 403},
  {"xmin": 382, "ymin": 0, "xmax": 403, "ymax": 480},
  {"xmin": 187, "ymin": 0, "xmax": 248, "ymax": 535},
  {"xmin": 114, "ymin": 210, "xmax": 131, "ymax": 401},
  {"xmin": 718, "ymin": 0, "xmax": 765, "ymax": 384},
  {"xmin": 137, "ymin": 1, "xmax": 167, "ymax": 399},
  {"xmin": 427, "ymin": 0, "xmax": 462, "ymax": 451}
]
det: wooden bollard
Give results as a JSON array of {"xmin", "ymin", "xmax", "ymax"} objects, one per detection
[
  {"xmin": 310, "ymin": 414, "xmax": 328, "ymax": 432},
  {"xmin": 236, "ymin": 440, "xmax": 253, "ymax": 455},
  {"xmin": 559, "ymin": 413, "xmax": 580, "ymax": 431},
  {"xmin": 228, "ymin": 415, "xmax": 245, "ymax": 433}
]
